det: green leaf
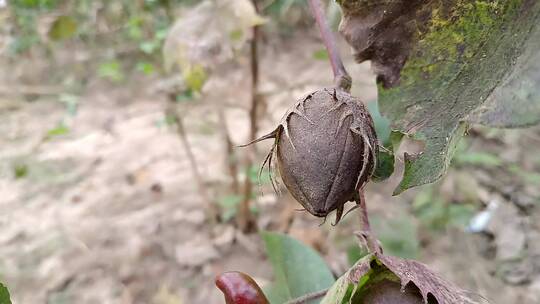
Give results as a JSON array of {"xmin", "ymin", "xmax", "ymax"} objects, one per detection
[
  {"xmin": 98, "ymin": 61, "xmax": 124, "ymax": 82},
  {"xmin": 217, "ymin": 195, "xmax": 243, "ymax": 222},
  {"xmin": 320, "ymin": 275, "xmax": 354, "ymax": 304},
  {"xmin": 321, "ymin": 254, "xmax": 477, "ymax": 304},
  {"xmin": 13, "ymin": 163, "xmax": 29, "ymax": 179},
  {"xmin": 371, "ymin": 149, "xmax": 394, "ymax": 182},
  {"xmin": 454, "ymin": 151, "xmax": 503, "ymax": 167},
  {"xmin": 367, "ymin": 101, "xmax": 402, "ymax": 182},
  {"xmin": 313, "ymin": 49, "xmax": 329, "ymax": 61},
  {"xmin": 371, "ymin": 215, "xmax": 419, "ymax": 259},
  {"xmin": 339, "ymin": 1, "xmax": 540, "ymax": 194},
  {"xmin": 46, "ymin": 123, "xmax": 70, "ymax": 138},
  {"xmin": 136, "ymin": 62, "xmax": 155, "ymax": 75},
  {"xmin": 175, "ymin": 90, "xmax": 194, "ymax": 103},
  {"xmin": 182, "ymin": 65, "xmax": 207, "ymax": 93},
  {"xmin": 247, "ymin": 165, "xmax": 271, "ymax": 185},
  {"xmin": 0, "ymin": 282, "xmax": 12, "ymax": 304},
  {"xmin": 261, "ymin": 232, "xmax": 335, "ymax": 304},
  {"xmin": 59, "ymin": 94, "xmax": 79, "ymax": 116},
  {"xmin": 48, "ymin": 15, "xmax": 77, "ymax": 41},
  {"xmin": 139, "ymin": 41, "xmax": 159, "ymax": 54}
]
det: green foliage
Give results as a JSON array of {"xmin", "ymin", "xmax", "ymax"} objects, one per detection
[
  {"xmin": 366, "ymin": 101, "xmax": 403, "ymax": 182},
  {"xmin": 346, "ymin": 245, "xmax": 368, "ymax": 267},
  {"xmin": 264, "ymin": 0, "xmax": 305, "ymax": 18},
  {"xmin": 338, "ymin": 1, "xmax": 540, "ymax": 194},
  {"xmin": 320, "ymin": 255, "xmax": 400, "ymax": 304},
  {"xmin": 262, "ymin": 231, "xmax": 335, "ymax": 304},
  {"xmin": 182, "ymin": 65, "xmax": 207, "ymax": 93},
  {"xmin": 175, "ymin": 90, "xmax": 195, "ymax": 103},
  {"xmin": 0, "ymin": 283, "xmax": 12, "ymax": 304},
  {"xmin": 59, "ymin": 94, "xmax": 79, "ymax": 116},
  {"xmin": 12, "ymin": 0, "xmax": 59, "ymax": 9},
  {"xmin": 98, "ymin": 61, "xmax": 124, "ymax": 82},
  {"xmin": 217, "ymin": 192, "xmax": 259, "ymax": 222},
  {"xmin": 46, "ymin": 123, "xmax": 70, "ymax": 138},
  {"xmin": 48, "ymin": 16, "xmax": 78, "ymax": 41},
  {"xmin": 247, "ymin": 165, "xmax": 271, "ymax": 185},
  {"xmin": 136, "ymin": 62, "xmax": 156, "ymax": 75},
  {"xmin": 13, "ymin": 163, "xmax": 29, "ymax": 179},
  {"xmin": 217, "ymin": 195, "xmax": 244, "ymax": 222},
  {"xmin": 371, "ymin": 215, "xmax": 419, "ymax": 259},
  {"xmin": 509, "ymin": 164, "xmax": 540, "ymax": 185},
  {"xmin": 312, "ymin": 49, "xmax": 329, "ymax": 61},
  {"xmin": 453, "ymin": 141, "xmax": 502, "ymax": 168},
  {"xmin": 413, "ymin": 186, "xmax": 475, "ymax": 232}
]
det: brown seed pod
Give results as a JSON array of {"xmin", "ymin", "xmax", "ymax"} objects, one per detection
[
  {"xmin": 356, "ymin": 279, "xmax": 424, "ymax": 304},
  {"xmin": 248, "ymin": 88, "xmax": 378, "ymax": 224}
]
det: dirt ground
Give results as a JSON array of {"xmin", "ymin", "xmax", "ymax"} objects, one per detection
[{"xmin": 1, "ymin": 32, "xmax": 540, "ymax": 304}]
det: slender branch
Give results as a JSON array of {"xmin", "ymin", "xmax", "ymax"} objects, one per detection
[
  {"xmin": 308, "ymin": 0, "xmax": 351, "ymax": 92},
  {"xmin": 284, "ymin": 288, "xmax": 329, "ymax": 304},
  {"xmin": 357, "ymin": 188, "xmax": 371, "ymax": 232},
  {"xmin": 249, "ymin": 15, "xmax": 261, "ymax": 143},
  {"xmin": 354, "ymin": 189, "xmax": 382, "ymax": 255},
  {"xmin": 218, "ymin": 109, "xmax": 240, "ymax": 194},
  {"xmin": 166, "ymin": 101, "xmax": 218, "ymax": 224},
  {"xmin": 236, "ymin": 0, "xmax": 261, "ymax": 232}
]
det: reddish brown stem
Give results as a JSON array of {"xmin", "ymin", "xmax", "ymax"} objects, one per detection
[
  {"xmin": 284, "ymin": 289, "xmax": 329, "ymax": 304},
  {"xmin": 249, "ymin": 17, "xmax": 260, "ymax": 143},
  {"xmin": 237, "ymin": 0, "xmax": 261, "ymax": 232},
  {"xmin": 308, "ymin": 0, "xmax": 351, "ymax": 92},
  {"xmin": 218, "ymin": 109, "xmax": 240, "ymax": 194},
  {"xmin": 355, "ymin": 189, "xmax": 382, "ymax": 255},
  {"xmin": 357, "ymin": 188, "xmax": 371, "ymax": 232}
]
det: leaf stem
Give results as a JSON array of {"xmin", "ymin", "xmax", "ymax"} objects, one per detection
[
  {"xmin": 284, "ymin": 288, "xmax": 329, "ymax": 304},
  {"xmin": 237, "ymin": 0, "xmax": 261, "ymax": 232},
  {"xmin": 166, "ymin": 103, "xmax": 218, "ymax": 224},
  {"xmin": 308, "ymin": 0, "xmax": 351, "ymax": 92},
  {"xmin": 355, "ymin": 189, "xmax": 382, "ymax": 255}
]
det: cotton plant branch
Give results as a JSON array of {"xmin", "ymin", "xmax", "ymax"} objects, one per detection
[
  {"xmin": 308, "ymin": 0, "xmax": 380, "ymax": 254},
  {"xmin": 237, "ymin": 0, "xmax": 262, "ymax": 232},
  {"xmin": 308, "ymin": 0, "xmax": 351, "ymax": 92}
]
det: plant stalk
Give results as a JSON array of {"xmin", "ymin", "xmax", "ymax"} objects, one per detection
[
  {"xmin": 218, "ymin": 109, "xmax": 240, "ymax": 194},
  {"xmin": 166, "ymin": 102, "xmax": 218, "ymax": 224},
  {"xmin": 237, "ymin": 0, "xmax": 261, "ymax": 232},
  {"xmin": 355, "ymin": 189, "xmax": 382, "ymax": 255},
  {"xmin": 284, "ymin": 288, "xmax": 328, "ymax": 304},
  {"xmin": 308, "ymin": 0, "xmax": 351, "ymax": 92}
]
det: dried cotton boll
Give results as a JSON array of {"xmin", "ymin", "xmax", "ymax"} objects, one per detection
[{"xmin": 249, "ymin": 88, "xmax": 378, "ymax": 224}]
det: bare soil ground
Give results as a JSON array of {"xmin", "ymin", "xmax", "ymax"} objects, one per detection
[{"xmin": 1, "ymin": 33, "xmax": 540, "ymax": 304}]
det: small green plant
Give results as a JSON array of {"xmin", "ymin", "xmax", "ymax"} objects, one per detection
[{"xmin": 0, "ymin": 282, "xmax": 12, "ymax": 304}]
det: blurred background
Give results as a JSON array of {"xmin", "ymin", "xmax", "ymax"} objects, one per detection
[{"xmin": 1, "ymin": 0, "xmax": 540, "ymax": 303}]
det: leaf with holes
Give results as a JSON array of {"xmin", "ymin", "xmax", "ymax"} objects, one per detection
[
  {"xmin": 321, "ymin": 254, "xmax": 480, "ymax": 304},
  {"xmin": 338, "ymin": 0, "xmax": 540, "ymax": 194}
]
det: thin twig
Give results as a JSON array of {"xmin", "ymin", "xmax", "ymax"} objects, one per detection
[
  {"xmin": 218, "ymin": 109, "xmax": 240, "ymax": 193},
  {"xmin": 248, "ymin": 15, "xmax": 261, "ymax": 144},
  {"xmin": 237, "ymin": 0, "xmax": 261, "ymax": 232},
  {"xmin": 166, "ymin": 102, "xmax": 218, "ymax": 224},
  {"xmin": 308, "ymin": 0, "xmax": 351, "ymax": 92},
  {"xmin": 354, "ymin": 189, "xmax": 382, "ymax": 255},
  {"xmin": 284, "ymin": 288, "xmax": 329, "ymax": 304},
  {"xmin": 357, "ymin": 188, "xmax": 371, "ymax": 232}
]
